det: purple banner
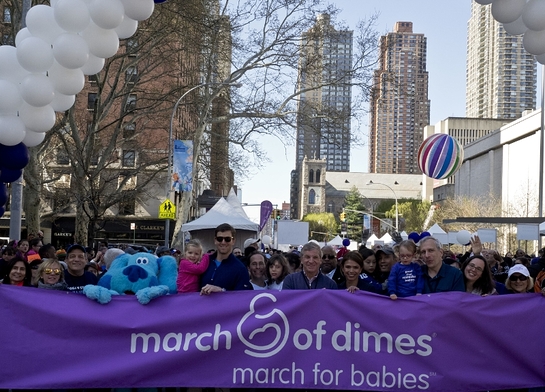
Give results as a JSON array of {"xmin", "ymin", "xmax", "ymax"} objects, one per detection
[
  {"xmin": 260, "ymin": 200, "xmax": 273, "ymax": 231},
  {"xmin": 1, "ymin": 285, "xmax": 544, "ymax": 391}
]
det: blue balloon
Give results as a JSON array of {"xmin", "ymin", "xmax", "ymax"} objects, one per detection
[
  {"xmin": 0, "ymin": 143, "xmax": 29, "ymax": 170},
  {"xmin": 0, "ymin": 168, "xmax": 22, "ymax": 183},
  {"xmin": 408, "ymin": 232, "xmax": 420, "ymax": 243},
  {"xmin": 420, "ymin": 231, "xmax": 431, "ymax": 240},
  {"xmin": 0, "ymin": 183, "xmax": 7, "ymax": 206},
  {"xmin": 342, "ymin": 238, "xmax": 350, "ymax": 247}
]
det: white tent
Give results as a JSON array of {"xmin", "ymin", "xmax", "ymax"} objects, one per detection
[
  {"xmin": 379, "ymin": 233, "xmax": 394, "ymax": 245},
  {"xmin": 366, "ymin": 234, "xmax": 379, "ymax": 247},
  {"xmin": 327, "ymin": 235, "xmax": 344, "ymax": 246},
  {"xmin": 182, "ymin": 197, "xmax": 259, "ymax": 251},
  {"xmin": 225, "ymin": 188, "xmax": 250, "ymax": 220},
  {"xmin": 427, "ymin": 223, "xmax": 448, "ymax": 244}
]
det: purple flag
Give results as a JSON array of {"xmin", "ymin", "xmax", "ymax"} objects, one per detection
[
  {"xmin": 0, "ymin": 285, "xmax": 544, "ymax": 391},
  {"xmin": 259, "ymin": 200, "xmax": 273, "ymax": 231}
]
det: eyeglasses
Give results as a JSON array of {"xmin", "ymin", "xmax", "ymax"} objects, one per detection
[
  {"xmin": 399, "ymin": 254, "xmax": 413, "ymax": 260},
  {"xmin": 322, "ymin": 255, "xmax": 335, "ymax": 260},
  {"xmin": 215, "ymin": 236, "xmax": 233, "ymax": 243},
  {"xmin": 509, "ymin": 274, "xmax": 528, "ymax": 282},
  {"xmin": 467, "ymin": 263, "xmax": 484, "ymax": 273},
  {"xmin": 44, "ymin": 268, "xmax": 62, "ymax": 275}
]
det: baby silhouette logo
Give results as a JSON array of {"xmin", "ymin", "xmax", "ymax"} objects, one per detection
[{"xmin": 237, "ymin": 293, "xmax": 289, "ymax": 358}]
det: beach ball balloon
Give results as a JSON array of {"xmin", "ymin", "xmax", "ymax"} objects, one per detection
[{"xmin": 418, "ymin": 134, "xmax": 464, "ymax": 179}]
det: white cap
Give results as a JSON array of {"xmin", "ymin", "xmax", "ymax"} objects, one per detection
[
  {"xmin": 244, "ymin": 238, "xmax": 260, "ymax": 249},
  {"xmin": 508, "ymin": 264, "xmax": 530, "ymax": 278}
]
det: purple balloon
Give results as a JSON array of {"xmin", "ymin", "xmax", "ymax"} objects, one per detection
[
  {"xmin": 0, "ymin": 183, "xmax": 7, "ymax": 206},
  {"xmin": 0, "ymin": 168, "xmax": 23, "ymax": 183},
  {"xmin": 0, "ymin": 143, "xmax": 30, "ymax": 170},
  {"xmin": 408, "ymin": 232, "xmax": 420, "ymax": 243},
  {"xmin": 342, "ymin": 238, "xmax": 350, "ymax": 247}
]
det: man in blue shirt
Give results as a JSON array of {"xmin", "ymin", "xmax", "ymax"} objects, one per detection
[{"xmin": 419, "ymin": 237, "xmax": 464, "ymax": 293}]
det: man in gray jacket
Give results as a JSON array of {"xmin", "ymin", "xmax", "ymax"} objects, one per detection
[{"xmin": 282, "ymin": 242, "xmax": 337, "ymax": 290}]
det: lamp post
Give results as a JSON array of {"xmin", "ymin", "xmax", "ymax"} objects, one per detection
[
  {"xmin": 367, "ymin": 180, "xmax": 398, "ymax": 232},
  {"xmin": 164, "ymin": 81, "xmax": 242, "ymax": 246}
]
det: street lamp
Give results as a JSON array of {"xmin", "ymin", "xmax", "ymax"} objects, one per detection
[
  {"xmin": 367, "ymin": 180, "xmax": 399, "ymax": 232},
  {"xmin": 164, "ymin": 81, "xmax": 242, "ymax": 246}
]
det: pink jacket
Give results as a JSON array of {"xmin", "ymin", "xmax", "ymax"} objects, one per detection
[{"xmin": 176, "ymin": 253, "xmax": 210, "ymax": 293}]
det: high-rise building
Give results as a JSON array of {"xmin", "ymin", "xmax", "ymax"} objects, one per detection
[
  {"xmin": 369, "ymin": 22, "xmax": 430, "ymax": 174},
  {"xmin": 291, "ymin": 14, "xmax": 352, "ymax": 219},
  {"xmin": 466, "ymin": 3, "xmax": 536, "ymax": 119}
]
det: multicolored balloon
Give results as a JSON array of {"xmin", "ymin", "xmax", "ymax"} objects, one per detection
[{"xmin": 418, "ymin": 134, "xmax": 464, "ymax": 179}]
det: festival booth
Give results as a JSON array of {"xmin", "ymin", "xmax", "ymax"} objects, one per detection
[{"xmin": 182, "ymin": 196, "xmax": 259, "ymax": 251}]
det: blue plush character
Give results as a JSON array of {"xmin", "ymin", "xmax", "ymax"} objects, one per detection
[{"xmin": 83, "ymin": 252, "xmax": 177, "ymax": 305}]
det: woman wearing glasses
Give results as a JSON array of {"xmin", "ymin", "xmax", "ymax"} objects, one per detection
[
  {"xmin": 35, "ymin": 259, "xmax": 68, "ymax": 291},
  {"xmin": 505, "ymin": 264, "xmax": 534, "ymax": 294},
  {"xmin": 461, "ymin": 255, "xmax": 496, "ymax": 296}
]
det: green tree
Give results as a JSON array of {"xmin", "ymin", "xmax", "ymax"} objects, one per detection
[
  {"xmin": 343, "ymin": 186, "xmax": 366, "ymax": 241},
  {"xmin": 302, "ymin": 212, "xmax": 337, "ymax": 241},
  {"xmin": 385, "ymin": 199, "xmax": 431, "ymax": 233}
]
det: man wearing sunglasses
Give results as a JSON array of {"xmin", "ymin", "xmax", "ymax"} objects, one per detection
[
  {"xmin": 200, "ymin": 223, "xmax": 251, "ymax": 295},
  {"xmin": 320, "ymin": 245, "xmax": 344, "ymax": 285}
]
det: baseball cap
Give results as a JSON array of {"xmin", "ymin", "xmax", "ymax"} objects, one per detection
[
  {"xmin": 66, "ymin": 244, "xmax": 86, "ymax": 255},
  {"xmin": 244, "ymin": 238, "xmax": 260, "ymax": 249},
  {"xmin": 376, "ymin": 246, "xmax": 395, "ymax": 259},
  {"xmin": 507, "ymin": 264, "xmax": 530, "ymax": 278},
  {"xmin": 156, "ymin": 245, "xmax": 170, "ymax": 255}
]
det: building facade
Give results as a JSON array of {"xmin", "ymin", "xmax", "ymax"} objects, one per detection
[
  {"xmin": 291, "ymin": 14, "xmax": 353, "ymax": 219},
  {"xmin": 369, "ymin": 22, "xmax": 430, "ymax": 175},
  {"xmin": 466, "ymin": 3, "xmax": 536, "ymax": 119}
]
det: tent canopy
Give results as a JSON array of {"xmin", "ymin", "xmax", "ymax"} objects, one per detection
[
  {"xmin": 327, "ymin": 235, "xmax": 344, "ymax": 246},
  {"xmin": 182, "ymin": 197, "xmax": 259, "ymax": 232}
]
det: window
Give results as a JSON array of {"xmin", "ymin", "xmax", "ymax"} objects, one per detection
[
  {"xmin": 118, "ymin": 174, "xmax": 137, "ymax": 190},
  {"xmin": 88, "ymin": 74, "xmax": 97, "ymax": 83},
  {"xmin": 126, "ymin": 38, "xmax": 138, "ymax": 56},
  {"xmin": 125, "ymin": 66, "xmax": 137, "ymax": 83},
  {"xmin": 118, "ymin": 196, "xmax": 135, "ymax": 215},
  {"xmin": 308, "ymin": 189, "xmax": 316, "ymax": 205},
  {"xmin": 123, "ymin": 122, "xmax": 135, "ymax": 139},
  {"xmin": 316, "ymin": 169, "xmax": 321, "ymax": 183},
  {"xmin": 56, "ymin": 174, "xmax": 71, "ymax": 188},
  {"xmin": 56, "ymin": 151, "xmax": 69, "ymax": 165},
  {"xmin": 2, "ymin": 34, "xmax": 13, "ymax": 45},
  {"xmin": 122, "ymin": 150, "xmax": 135, "ymax": 167},
  {"xmin": 125, "ymin": 94, "xmax": 137, "ymax": 112},
  {"xmin": 3, "ymin": 7, "xmax": 11, "ymax": 23},
  {"xmin": 309, "ymin": 169, "xmax": 314, "ymax": 183},
  {"xmin": 88, "ymin": 93, "xmax": 97, "ymax": 110}
]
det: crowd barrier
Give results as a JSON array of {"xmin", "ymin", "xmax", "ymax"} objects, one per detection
[{"xmin": 0, "ymin": 285, "xmax": 544, "ymax": 391}]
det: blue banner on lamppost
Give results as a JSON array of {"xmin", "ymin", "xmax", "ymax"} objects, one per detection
[{"xmin": 172, "ymin": 140, "xmax": 193, "ymax": 192}]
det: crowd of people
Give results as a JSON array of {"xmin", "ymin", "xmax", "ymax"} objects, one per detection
[{"xmin": 1, "ymin": 225, "xmax": 545, "ymax": 300}]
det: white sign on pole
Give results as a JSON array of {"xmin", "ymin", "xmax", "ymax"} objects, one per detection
[
  {"xmin": 517, "ymin": 224, "xmax": 539, "ymax": 241},
  {"xmin": 477, "ymin": 228, "xmax": 497, "ymax": 244}
]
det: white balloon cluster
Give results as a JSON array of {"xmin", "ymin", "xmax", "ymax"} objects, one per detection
[
  {"xmin": 475, "ymin": 0, "xmax": 545, "ymax": 64},
  {"xmin": 0, "ymin": 0, "xmax": 156, "ymax": 148}
]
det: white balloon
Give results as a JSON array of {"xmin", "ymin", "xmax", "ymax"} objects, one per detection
[
  {"xmin": 81, "ymin": 22, "xmax": 120, "ymax": 58},
  {"xmin": 20, "ymin": 74, "xmax": 55, "ymax": 107},
  {"xmin": 0, "ymin": 115, "xmax": 26, "ymax": 146},
  {"xmin": 456, "ymin": 230, "xmax": 472, "ymax": 245},
  {"xmin": 50, "ymin": 91, "xmax": 75, "ymax": 112},
  {"xmin": 503, "ymin": 16, "xmax": 528, "ymax": 35},
  {"xmin": 25, "ymin": 5, "xmax": 65, "ymax": 45},
  {"xmin": 19, "ymin": 103, "xmax": 56, "ymax": 133},
  {"xmin": 120, "ymin": 0, "xmax": 154, "ymax": 21},
  {"xmin": 536, "ymin": 52, "xmax": 545, "ymax": 64},
  {"xmin": 491, "ymin": 0, "xmax": 526, "ymax": 24},
  {"xmin": 15, "ymin": 28, "xmax": 32, "ymax": 47},
  {"xmin": 89, "ymin": 0, "xmax": 124, "ymax": 30},
  {"xmin": 0, "ymin": 46, "xmax": 29, "ymax": 83},
  {"xmin": 16, "ymin": 37, "xmax": 54, "ymax": 73},
  {"xmin": 48, "ymin": 62, "xmax": 85, "ymax": 96},
  {"xmin": 22, "ymin": 129, "xmax": 46, "ymax": 147},
  {"xmin": 262, "ymin": 235, "xmax": 272, "ymax": 245},
  {"xmin": 0, "ymin": 80, "xmax": 22, "ymax": 115},
  {"xmin": 80, "ymin": 53, "xmax": 105, "ymax": 75},
  {"xmin": 53, "ymin": 33, "xmax": 90, "ymax": 69},
  {"xmin": 523, "ymin": 28, "xmax": 545, "ymax": 55},
  {"xmin": 115, "ymin": 16, "xmax": 138, "ymax": 39},
  {"xmin": 53, "ymin": 0, "xmax": 90, "ymax": 33},
  {"xmin": 475, "ymin": 0, "xmax": 494, "ymax": 4},
  {"xmin": 522, "ymin": 0, "xmax": 545, "ymax": 31}
]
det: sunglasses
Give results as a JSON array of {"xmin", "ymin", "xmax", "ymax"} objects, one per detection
[
  {"xmin": 44, "ymin": 268, "xmax": 62, "ymax": 275},
  {"xmin": 508, "ymin": 274, "xmax": 528, "ymax": 282},
  {"xmin": 215, "ymin": 236, "xmax": 233, "ymax": 243},
  {"xmin": 322, "ymin": 255, "xmax": 335, "ymax": 260}
]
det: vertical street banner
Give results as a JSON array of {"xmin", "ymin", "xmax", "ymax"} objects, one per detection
[
  {"xmin": 172, "ymin": 140, "xmax": 193, "ymax": 192},
  {"xmin": 363, "ymin": 214, "xmax": 370, "ymax": 230},
  {"xmin": 260, "ymin": 200, "xmax": 273, "ymax": 231}
]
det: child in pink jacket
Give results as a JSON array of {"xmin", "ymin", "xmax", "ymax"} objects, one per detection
[{"xmin": 176, "ymin": 239, "xmax": 210, "ymax": 293}]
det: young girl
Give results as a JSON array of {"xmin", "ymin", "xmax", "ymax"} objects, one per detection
[
  {"xmin": 358, "ymin": 247, "xmax": 384, "ymax": 294},
  {"xmin": 266, "ymin": 253, "xmax": 289, "ymax": 290},
  {"xmin": 387, "ymin": 240, "xmax": 423, "ymax": 300},
  {"xmin": 176, "ymin": 240, "xmax": 210, "ymax": 293}
]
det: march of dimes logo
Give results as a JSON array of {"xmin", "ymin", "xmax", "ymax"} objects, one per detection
[{"xmin": 237, "ymin": 293, "xmax": 290, "ymax": 358}]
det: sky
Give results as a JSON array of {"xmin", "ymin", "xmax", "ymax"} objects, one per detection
[{"xmin": 239, "ymin": 0, "xmax": 472, "ymax": 219}]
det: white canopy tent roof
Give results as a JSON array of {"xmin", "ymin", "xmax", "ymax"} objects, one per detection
[{"xmin": 327, "ymin": 235, "xmax": 344, "ymax": 246}]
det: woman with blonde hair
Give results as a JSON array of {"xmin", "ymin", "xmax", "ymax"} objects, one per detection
[{"xmin": 35, "ymin": 258, "xmax": 67, "ymax": 291}]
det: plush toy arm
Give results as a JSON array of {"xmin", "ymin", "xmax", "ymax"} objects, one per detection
[
  {"xmin": 136, "ymin": 285, "xmax": 170, "ymax": 305},
  {"xmin": 83, "ymin": 285, "xmax": 119, "ymax": 304},
  {"xmin": 157, "ymin": 256, "xmax": 179, "ymax": 294}
]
